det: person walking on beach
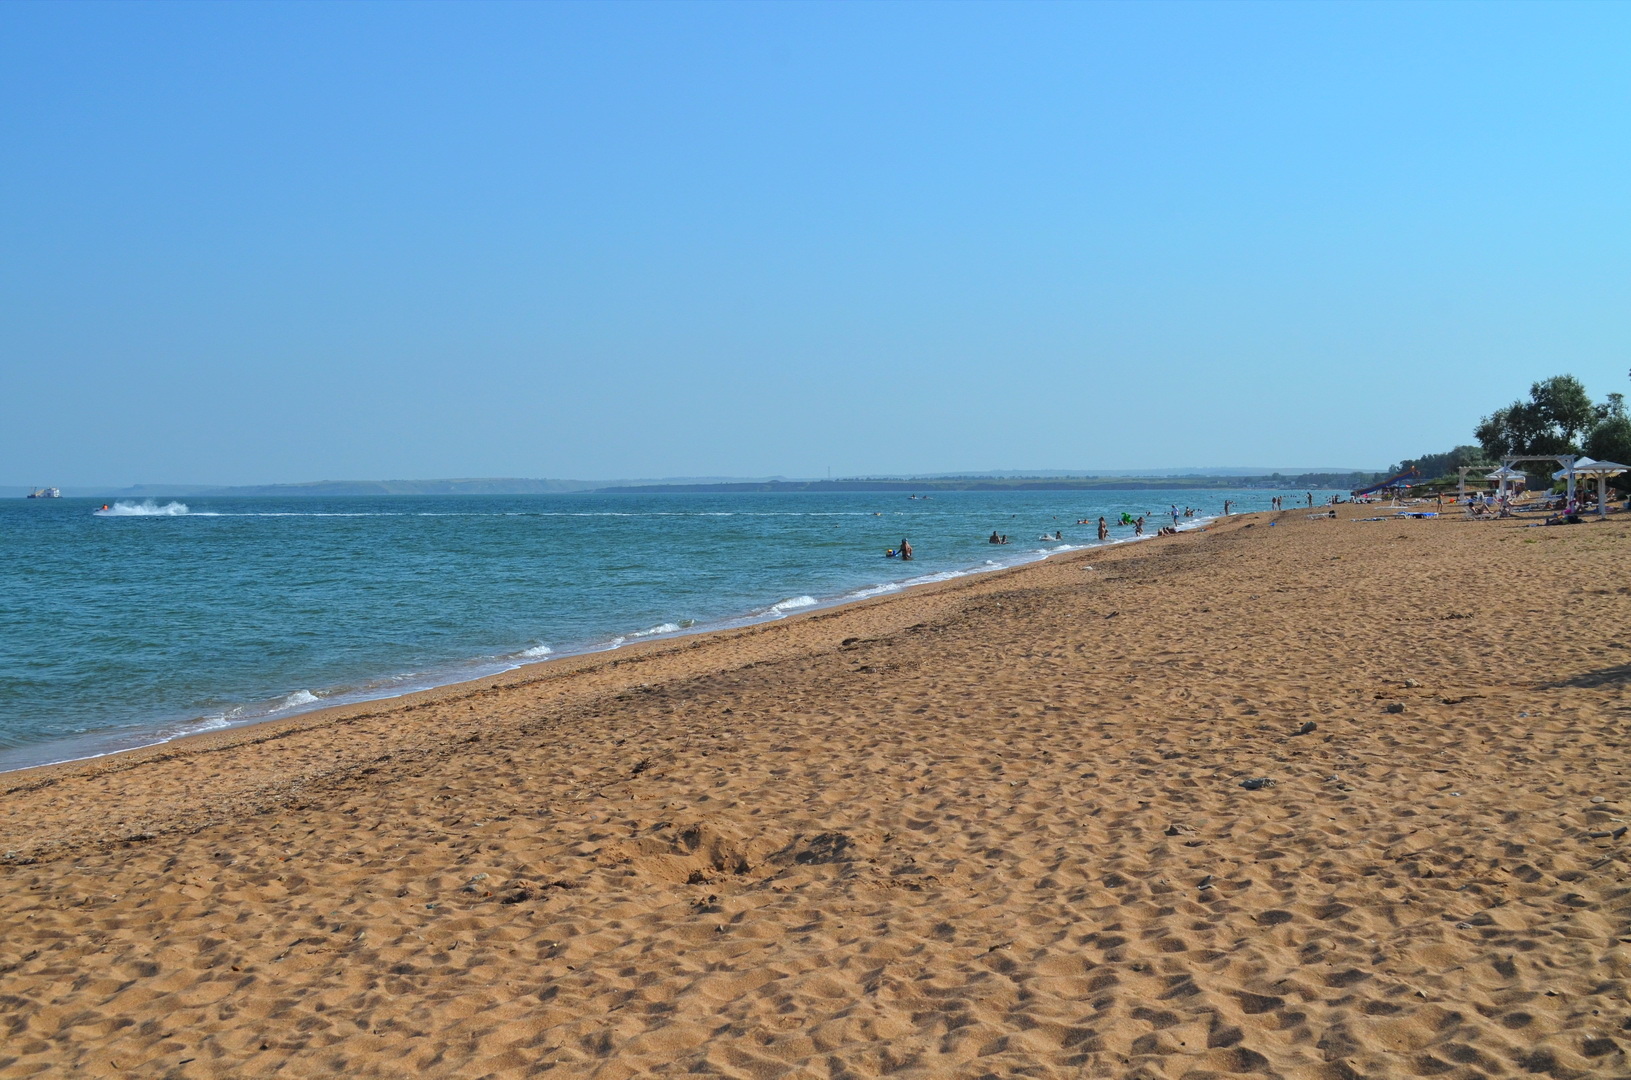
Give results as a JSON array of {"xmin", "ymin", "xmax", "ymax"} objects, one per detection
[
  {"xmin": 1306, "ymin": 492, "xmax": 1313, "ymax": 508},
  {"xmin": 1097, "ymin": 516, "xmax": 1108, "ymax": 541}
]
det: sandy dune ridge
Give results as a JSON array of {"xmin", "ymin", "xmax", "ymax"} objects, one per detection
[{"xmin": 2, "ymin": 506, "xmax": 1629, "ymax": 1078}]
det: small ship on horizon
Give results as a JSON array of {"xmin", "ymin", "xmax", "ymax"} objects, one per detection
[{"xmin": 26, "ymin": 487, "xmax": 61, "ymax": 499}]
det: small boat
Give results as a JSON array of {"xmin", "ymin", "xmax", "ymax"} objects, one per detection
[{"xmin": 26, "ymin": 487, "xmax": 61, "ymax": 499}]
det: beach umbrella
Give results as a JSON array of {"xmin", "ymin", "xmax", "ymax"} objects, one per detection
[
  {"xmin": 1553, "ymin": 459, "xmax": 1628, "ymax": 517},
  {"xmin": 1580, "ymin": 460, "xmax": 1629, "ymax": 518},
  {"xmin": 1552, "ymin": 457, "xmax": 1598, "ymax": 481},
  {"xmin": 1484, "ymin": 465, "xmax": 1527, "ymax": 499}
]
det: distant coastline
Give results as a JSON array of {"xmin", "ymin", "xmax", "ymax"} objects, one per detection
[
  {"xmin": 4, "ymin": 468, "xmax": 1378, "ymax": 499},
  {"xmin": 593, "ymin": 477, "xmax": 1344, "ymax": 494}
]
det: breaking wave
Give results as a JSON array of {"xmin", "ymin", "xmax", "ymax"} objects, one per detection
[{"xmin": 270, "ymin": 690, "xmax": 320, "ymax": 712}]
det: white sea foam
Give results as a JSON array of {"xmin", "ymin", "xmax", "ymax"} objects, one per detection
[
  {"xmin": 768, "ymin": 595, "xmax": 817, "ymax": 614},
  {"xmin": 97, "ymin": 500, "xmax": 192, "ymax": 517},
  {"xmin": 189, "ymin": 714, "xmax": 236, "ymax": 733},
  {"xmin": 632, "ymin": 623, "xmax": 682, "ymax": 637},
  {"xmin": 271, "ymin": 689, "xmax": 320, "ymax": 712},
  {"xmin": 913, "ymin": 569, "xmax": 973, "ymax": 586},
  {"xmin": 520, "ymin": 644, "xmax": 553, "ymax": 658}
]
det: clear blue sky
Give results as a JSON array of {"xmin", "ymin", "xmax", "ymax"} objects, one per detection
[{"xmin": 3, "ymin": 1, "xmax": 1628, "ymax": 485}]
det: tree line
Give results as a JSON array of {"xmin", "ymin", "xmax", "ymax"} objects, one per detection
[{"xmin": 1385, "ymin": 373, "xmax": 1630, "ymax": 489}]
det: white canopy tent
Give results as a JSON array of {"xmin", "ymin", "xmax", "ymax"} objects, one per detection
[{"xmin": 1551, "ymin": 458, "xmax": 1630, "ymax": 517}]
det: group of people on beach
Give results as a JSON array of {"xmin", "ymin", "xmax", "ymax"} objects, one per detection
[
  {"xmin": 1266, "ymin": 493, "xmax": 1317, "ymax": 511},
  {"xmin": 971, "ymin": 495, "xmax": 1295, "ymax": 553},
  {"xmin": 976, "ymin": 494, "xmax": 1352, "ymax": 556}
]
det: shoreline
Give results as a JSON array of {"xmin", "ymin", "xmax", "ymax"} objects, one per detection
[
  {"xmin": 6, "ymin": 503, "xmax": 1627, "ymax": 1077},
  {"xmin": 0, "ymin": 517, "xmax": 1202, "ymax": 779},
  {"xmin": 0, "ymin": 516, "xmax": 1198, "ymax": 794},
  {"xmin": 0, "ymin": 513, "xmax": 1229, "ymax": 847}
]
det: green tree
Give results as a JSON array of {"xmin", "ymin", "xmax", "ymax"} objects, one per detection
[
  {"xmin": 1585, "ymin": 392, "xmax": 1631, "ymax": 474},
  {"xmin": 1475, "ymin": 375, "xmax": 1597, "ymax": 463},
  {"xmin": 1387, "ymin": 445, "xmax": 1489, "ymax": 480}
]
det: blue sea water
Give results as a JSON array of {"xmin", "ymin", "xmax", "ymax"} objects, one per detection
[{"xmin": 0, "ymin": 489, "xmax": 1329, "ymax": 772}]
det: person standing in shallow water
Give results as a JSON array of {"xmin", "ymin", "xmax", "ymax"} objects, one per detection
[
  {"xmin": 899, "ymin": 538, "xmax": 912, "ymax": 560},
  {"xmin": 1097, "ymin": 516, "xmax": 1108, "ymax": 542}
]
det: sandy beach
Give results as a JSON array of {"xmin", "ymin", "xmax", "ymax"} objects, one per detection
[{"xmin": 3, "ymin": 505, "xmax": 1629, "ymax": 1079}]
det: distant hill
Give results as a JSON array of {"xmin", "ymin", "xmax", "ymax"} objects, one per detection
[
  {"xmin": 6, "ymin": 467, "xmax": 1383, "ymax": 499},
  {"xmin": 180, "ymin": 478, "xmax": 600, "ymax": 497},
  {"xmin": 596, "ymin": 474, "xmax": 1376, "ymax": 494},
  {"xmin": 4, "ymin": 479, "xmax": 589, "ymax": 498},
  {"xmin": 886, "ymin": 467, "xmax": 1370, "ymax": 479}
]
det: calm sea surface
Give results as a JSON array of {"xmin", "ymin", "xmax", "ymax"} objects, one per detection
[{"xmin": 0, "ymin": 488, "xmax": 1331, "ymax": 772}]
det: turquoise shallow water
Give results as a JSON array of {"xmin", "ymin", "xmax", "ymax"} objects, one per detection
[{"xmin": 0, "ymin": 488, "xmax": 1329, "ymax": 772}]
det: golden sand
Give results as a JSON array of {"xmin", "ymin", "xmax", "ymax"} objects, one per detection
[{"xmin": 2, "ymin": 506, "xmax": 1629, "ymax": 1078}]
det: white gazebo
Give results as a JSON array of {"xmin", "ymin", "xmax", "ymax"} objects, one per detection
[{"xmin": 1551, "ymin": 458, "xmax": 1630, "ymax": 517}]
